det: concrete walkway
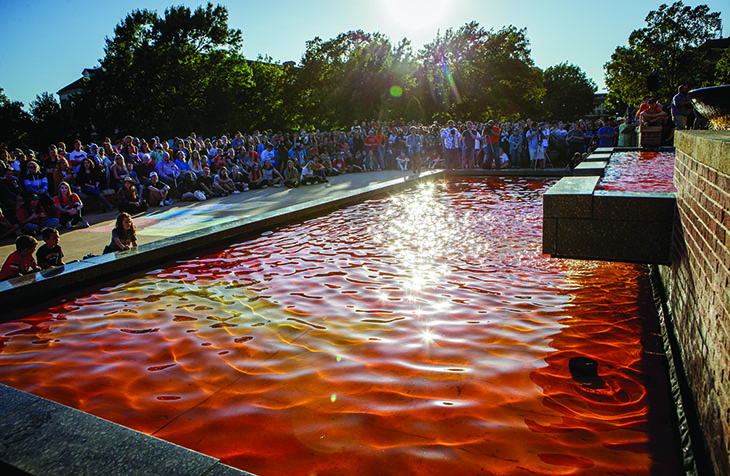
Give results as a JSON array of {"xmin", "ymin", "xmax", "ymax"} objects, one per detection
[{"xmin": 0, "ymin": 170, "xmax": 413, "ymax": 266}]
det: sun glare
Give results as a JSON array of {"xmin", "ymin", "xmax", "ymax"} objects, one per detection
[{"xmin": 381, "ymin": 0, "xmax": 451, "ymax": 32}]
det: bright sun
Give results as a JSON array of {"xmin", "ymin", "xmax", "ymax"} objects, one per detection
[{"xmin": 381, "ymin": 0, "xmax": 451, "ymax": 33}]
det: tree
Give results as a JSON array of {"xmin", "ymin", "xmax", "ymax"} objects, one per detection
[
  {"xmin": 0, "ymin": 88, "xmax": 32, "ymax": 150},
  {"xmin": 30, "ymin": 92, "xmax": 63, "ymax": 146},
  {"xmin": 542, "ymin": 63, "xmax": 597, "ymax": 120},
  {"xmin": 604, "ymin": 1, "xmax": 722, "ymax": 108},
  {"xmin": 296, "ymin": 30, "xmax": 416, "ymax": 129},
  {"xmin": 416, "ymin": 23, "xmax": 544, "ymax": 122},
  {"xmin": 79, "ymin": 3, "xmax": 252, "ymax": 138}
]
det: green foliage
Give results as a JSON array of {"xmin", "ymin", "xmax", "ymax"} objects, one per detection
[
  {"xmin": 716, "ymin": 48, "xmax": 730, "ymax": 84},
  {"xmin": 416, "ymin": 23, "xmax": 544, "ymax": 122},
  {"xmin": 542, "ymin": 63, "xmax": 597, "ymax": 121},
  {"xmin": 0, "ymin": 88, "xmax": 32, "ymax": 150},
  {"xmin": 604, "ymin": 1, "xmax": 722, "ymax": 107},
  {"xmin": 79, "ymin": 2, "xmax": 251, "ymax": 139},
  {"xmin": 30, "ymin": 92, "xmax": 64, "ymax": 148},
  {"xmin": 296, "ymin": 31, "xmax": 416, "ymax": 129}
]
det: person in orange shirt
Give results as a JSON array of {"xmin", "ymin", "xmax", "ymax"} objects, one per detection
[{"xmin": 0, "ymin": 234, "xmax": 40, "ymax": 281}]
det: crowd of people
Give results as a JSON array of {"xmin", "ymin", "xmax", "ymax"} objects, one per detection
[{"xmin": 1, "ymin": 90, "xmax": 693, "ymax": 280}]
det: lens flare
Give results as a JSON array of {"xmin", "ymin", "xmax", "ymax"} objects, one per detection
[{"xmin": 390, "ymin": 85, "xmax": 403, "ymax": 97}]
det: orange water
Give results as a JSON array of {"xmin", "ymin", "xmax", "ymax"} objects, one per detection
[
  {"xmin": 0, "ymin": 178, "xmax": 682, "ymax": 475},
  {"xmin": 599, "ymin": 151, "xmax": 676, "ymax": 193}
]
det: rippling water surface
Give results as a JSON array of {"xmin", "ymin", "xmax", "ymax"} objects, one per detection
[
  {"xmin": 0, "ymin": 178, "xmax": 682, "ymax": 475},
  {"xmin": 599, "ymin": 151, "xmax": 676, "ymax": 193}
]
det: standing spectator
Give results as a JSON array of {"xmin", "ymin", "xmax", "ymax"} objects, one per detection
[
  {"xmin": 481, "ymin": 121, "xmax": 501, "ymax": 169},
  {"xmin": 597, "ymin": 121, "xmax": 616, "ymax": 147},
  {"xmin": 440, "ymin": 120, "xmax": 461, "ymax": 169},
  {"xmin": 671, "ymin": 84, "xmax": 693, "ymax": 131},
  {"xmin": 460, "ymin": 122, "xmax": 478, "ymax": 169},
  {"xmin": 618, "ymin": 116, "xmax": 638, "ymax": 147},
  {"xmin": 508, "ymin": 128, "xmax": 523, "ymax": 167},
  {"xmin": 566, "ymin": 123, "xmax": 585, "ymax": 158}
]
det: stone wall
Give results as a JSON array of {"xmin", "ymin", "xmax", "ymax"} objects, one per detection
[{"xmin": 661, "ymin": 131, "xmax": 730, "ymax": 476}]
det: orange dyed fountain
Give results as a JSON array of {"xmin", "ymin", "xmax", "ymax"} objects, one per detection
[{"xmin": 0, "ymin": 178, "xmax": 683, "ymax": 475}]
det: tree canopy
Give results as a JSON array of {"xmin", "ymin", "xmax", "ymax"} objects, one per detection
[
  {"xmin": 78, "ymin": 2, "xmax": 252, "ymax": 138},
  {"xmin": 2, "ymin": 4, "xmax": 618, "ymax": 148},
  {"xmin": 542, "ymin": 63, "xmax": 597, "ymax": 121},
  {"xmin": 604, "ymin": 1, "xmax": 724, "ymax": 112}
]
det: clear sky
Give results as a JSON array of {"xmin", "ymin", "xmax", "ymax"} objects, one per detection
[{"xmin": 0, "ymin": 0, "xmax": 727, "ymax": 109}]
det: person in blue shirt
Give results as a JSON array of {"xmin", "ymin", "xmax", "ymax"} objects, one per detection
[{"xmin": 596, "ymin": 121, "xmax": 616, "ymax": 147}]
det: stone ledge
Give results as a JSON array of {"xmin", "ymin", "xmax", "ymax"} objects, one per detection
[{"xmin": 0, "ymin": 384, "xmax": 255, "ymax": 476}]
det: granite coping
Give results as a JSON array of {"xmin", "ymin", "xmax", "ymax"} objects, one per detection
[
  {"xmin": 0, "ymin": 384, "xmax": 254, "ymax": 476},
  {"xmin": 675, "ymin": 130, "xmax": 730, "ymax": 175},
  {"xmin": 585, "ymin": 153, "xmax": 612, "ymax": 162},
  {"xmin": 573, "ymin": 161, "xmax": 607, "ymax": 176}
]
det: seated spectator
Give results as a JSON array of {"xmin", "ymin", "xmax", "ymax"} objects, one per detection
[
  {"xmin": 229, "ymin": 165, "xmax": 249, "ymax": 191},
  {"xmin": 332, "ymin": 153, "xmax": 347, "ymax": 174},
  {"xmin": 396, "ymin": 151, "xmax": 410, "ymax": 171},
  {"xmin": 196, "ymin": 167, "xmax": 221, "ymax": 197},
  {"xmin": 67, "ymin": 140, "xmax": 88, "ymax": 172},
  {"xmin": 0, "ymin": 208, "xmax": 20, "ymax": 240},
  {"xmin": 311, "ymin": 158, "xmax": 327, "ymax": 181},
  {"xmin": 1, "ymin": 168, "xmax": 23, "ymax": 219},
  {"xmin": 54, "ymin": 181, "xmax": 88, "ymax": 229},
  {"xmin": 174, "ymin": 151, "xmax": 190, "ymax": 173},
  {"xmin": 16, "ymin": 194, "xmax": 60, "ymax": 236},
  {"xmin": 179, "ymin": 172, "xmax": 207, "ymax": 201},
  {"xmin": 103, "ymin": 212, "xmax": 137, "ymax": 254},
  {"xmin": 637, "ymin": 96, "xmax": 667, "ymax": 126},
  {"xmin": 22, "ymin": 161, "xmax": 54, "ymax": 209},
  {"xmin": 565, "ymin": 152, "xmax": 583, "ymax": 171},
  {"xmin": 36, "ymin": 227, "xmax": 64, "ymax": 269},
  {"xmin": 110, "ymin": 154, "xmax": 129, "ymax": 190},
  {"xmin": 134, "ymin": 153, "xmax": 156, "ymax": 187},
  {"xmin": 301, "ymin": 161, "xmax": 327, "ymax": 185},
  {"xmin": 117, "ymin": 176, "xmax": 148, "ymax": 214},
  {"xmin": 498, "ymin": 148, "xmax": 510, "ymax": 168},
  {"xmin": 146, "ymin": 172, "xmax": 172, "ymax": 206},
  {"xmin": 216, "ymin": 166, "xmax": 240, "ymax": 194},
  {"xmin": 155, "ymin": 152, "xmax": 180, "ymax": 196},
  {"xmin": 188, "ymin": 150, "xmax": 205, "ymax": 177},
  {"xmin": 76, "ymin": 158, "xmax": 113, "ymax": 212},
  {"xmin": 283, "ymin": 160, "xmax": 300, "ymax": 188},
  {"xmin": 0, "ymin": 234, "xmax": 40, "ymax": 280},
  {"xmin": 53, "ymin": 158, "xmax": 76, "ymax": 195},
  {"xmin": 261, "ymin": 159, "xmax": 283, "ymax": 187},
  {"xmin": 248, "ymin": 164, "xmax": 266, "ymax": 189}
]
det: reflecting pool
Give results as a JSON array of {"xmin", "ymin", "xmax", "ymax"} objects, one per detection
[
  {"xmin": 599, "ymin": 151, "xmax": 676, "ymax": 193},
  {"xmin": 0, "ymin": 178, "xmax": 682, "ymax": 475}
]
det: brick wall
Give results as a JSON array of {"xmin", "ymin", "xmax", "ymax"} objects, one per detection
[{"xmin": 661, "ymin": 131, "xmax": 730, "ymax": 476}]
